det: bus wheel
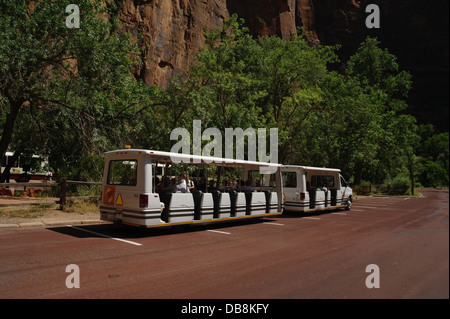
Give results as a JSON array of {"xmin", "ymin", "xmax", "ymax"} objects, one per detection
[{"xmin": 345, "ymin": 199, "xmax": 352, "ymax": 211}]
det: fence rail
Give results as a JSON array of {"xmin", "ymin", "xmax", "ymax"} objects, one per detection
[
  {"xmin": 0, "ymin": 182, "xmax": 59, "ymax": 188},
  {"xmin": 0, "ymin": 179, "xmax": 101, "ymax": 211}
]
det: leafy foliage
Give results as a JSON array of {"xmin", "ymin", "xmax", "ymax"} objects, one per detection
[
  {"xmin": 0, "ymin": 0, "xmax": 160, "ymax": 180},
  {"xmin": 0, "ymin": 9, "xmax": 447, "ymax": 189}
]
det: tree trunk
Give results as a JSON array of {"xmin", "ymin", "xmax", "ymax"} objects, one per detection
[
  {"xmin": 0, "ymin": 150, "xmax": 21, "ymax": 183},
  {"xmin": 0, "ymin": 101, "xmax": 22, "ymax": 172},
  {"xmin": 408, "ymin": 151, "xmax": 415, "ymax": 196}
]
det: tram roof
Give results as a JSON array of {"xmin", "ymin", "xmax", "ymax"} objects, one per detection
[
  {"xmin": 104, "ymin": 149, "xmax": 281, "ymax": 169},
  {"xmin": 282, "ymin": 164, "xmax": 341, "ymax": 173}
]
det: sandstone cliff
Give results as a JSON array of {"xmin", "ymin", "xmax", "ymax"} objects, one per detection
[
  {"xmin": 118, "ymin": 0, "xmax": 321, "ymax": 88},
  {"xmin": 117, "ymin": 0, "xmax": 449, "ymax": 130}
]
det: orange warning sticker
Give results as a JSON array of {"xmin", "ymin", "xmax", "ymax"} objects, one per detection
[
  {"xmin": 115, "ymin": 193, "xmax": 123, "ymax": 206},
  {"xmin": 103, "ymin": 186, "xmax": 115, "ymax": 205}
]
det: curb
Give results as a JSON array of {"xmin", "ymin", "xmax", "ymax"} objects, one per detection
[
  {"xmin": 0, "ymin": 219, "xmax": 104, "ymax": 229},
  {"xmin": 0, "ymin": 223, "xmax": 19, "ymax": 229}
]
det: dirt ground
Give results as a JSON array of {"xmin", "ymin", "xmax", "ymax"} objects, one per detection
[{"xmin": 0, "ymin": 195, "xmax": 101, "ymax": 225}]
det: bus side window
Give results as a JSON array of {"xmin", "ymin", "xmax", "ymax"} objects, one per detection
[
  {"xmin": 282, "ymin": 172, "xmax": 297, "ymax": 188},
  {"xmin": 311, "ymin": 175, "xmax": 317, "ymax": 188},
  {"xmin": 327, "ymin": 176, "xmax": 335, "ymax": 188}
]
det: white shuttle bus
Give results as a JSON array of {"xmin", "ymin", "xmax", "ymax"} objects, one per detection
[
  {"xmin": 100, "ymin": 149, "xmax": 283, "ymax": 228},
  {"xmin": 100, "ymin": 149, "xmax": 352, "ymax": 228},
  {"xmin": 281, "ymin": 165, "xmax": 352, "ymax": 212}
]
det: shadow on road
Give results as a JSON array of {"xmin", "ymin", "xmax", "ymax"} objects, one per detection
[
  {"xmin": 47, "ymin": 209, "xmax": 348, "ymax": 240},
  {"xmin": 281, "ymin": 209, "xmax": 343, "ymax": 218},
  {"xmin": 46, "ymin": 217, "xmax": 264, "ymax": 240}
]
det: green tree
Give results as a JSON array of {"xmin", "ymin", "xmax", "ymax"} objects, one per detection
[
  {"xmin": 183, "ymin": 16, "xmax": 339, "ymax": 163},
  {"xmin": 418, "ymin": 131, "xmax": 449, "ymax": 187},
  {"xmin": 342, "ymin": 37, "xmax": 416, "ymax": 185},
  {"xmin": 0, "ymin": 0, "xmax": 150, "ymax": 180},
  {"xmin": 189, "ymin": 14, "xmax": 264, "ymax": 132},
  {"xmin": 256, "ymin": 33, "xmax": 338, "ymax": 163}
]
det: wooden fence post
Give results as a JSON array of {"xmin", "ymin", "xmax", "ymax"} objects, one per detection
[{"xmin": 60, "ymin": 179, "xmax": 67, "ymax": 211}]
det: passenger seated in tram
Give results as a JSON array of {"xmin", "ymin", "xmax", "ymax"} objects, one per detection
[
  {"xmin": 208, "ymin": 179, "xmax": 217, "ymax": 191},
  {"xmin": 195, "ymin": 177, "xmax": 207, "ymax": 192},
  {"xmin": 156, "ymin": 176, "xmax": 171, "ymax": 192},
  {"xmin": 186, "ymin": 175, "xmax": 195, "ymax": 191},
  {"xmin": 176, "ymin": 174, "xmax": 189, "ymax": 193},
  {"xmin": 231, "ymin": 179, "xmax": 240, "ymax": 190},
  {"xmin": 241, "ymin": 180, "xmax": 253, "ymax": 191},
  {"xmin": 167, "ymin": 178, "xmax": 177, "ymax": 192}
]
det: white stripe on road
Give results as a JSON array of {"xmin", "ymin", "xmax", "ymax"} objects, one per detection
[
  {"xmin": 67, "ymin": 225, "xmax": 143, "ymax": 246},
  {"xmin": 206, "ymin": 229, "xmax": 231, "ymax": 235},
  {"xmin": 263, "ymin": 222, "xmax": 284, "ymax": 226},
  {"xmin": 302, "ymin": 217, "xmax": 321, "ymax": 220},
  {"xmin": 355, "ymin": 202, "xmax": 392, "ymax": 208},
  {"xmin": 331, "ymin": 212, "xmax": 347, "ymax": 215},
  {"xmin": 355, "ymin": 205, "xmax": 398, "ymax": 210}
]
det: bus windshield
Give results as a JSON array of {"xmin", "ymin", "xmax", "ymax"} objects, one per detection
[{"xmin": 107, "ymin": 160, "xmax": 138, "ymax": 186}]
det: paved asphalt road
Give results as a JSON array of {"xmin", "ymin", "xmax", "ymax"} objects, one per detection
[{"xmin": 0, "ymin": 189, "xmax": 448, "ymax": 300}]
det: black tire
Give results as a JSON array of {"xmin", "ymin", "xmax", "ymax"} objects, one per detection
[{"xmin": 345, "ymin": 197, "xmax": 352, "ymax": 211}]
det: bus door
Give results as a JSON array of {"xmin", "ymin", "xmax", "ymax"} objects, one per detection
[
  {"xmin": 102, "ymin": 158, "xmax": 140, "ymax": 220},
  {"xmin": 282, "ymin": 170, "xmax": 308, "ymax": 211}
]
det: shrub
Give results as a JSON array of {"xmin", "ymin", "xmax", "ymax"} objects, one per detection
[
  {"xmin": 389, "ymin": 174, "xmax": 410, "ymax": 195},
  {"xmin": 419, "ymin": 160, "xmax": 448, "ymax": 188}
]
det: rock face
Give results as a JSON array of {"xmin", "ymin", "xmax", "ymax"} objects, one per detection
[
  {"xmin": 118, "ymin": 0, "xmax": 319, "ymax": 88},
  {"xmin": 119, "ymin": 0, "xmax": 229, "ymax": 88},
  {"xmin": 117, "ymin": 0, "xmax": 449, "ymax": 130}
]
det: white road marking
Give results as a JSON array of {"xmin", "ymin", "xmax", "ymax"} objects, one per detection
[
  {"xmin": 67, "ymin": 225, "xmax": 143, "ymax": 246},
  {"xmin": 356, "ymin": 205, "xmax": 398, "ymax": 210},
  {"xmin": 351, "ymin": 209, "xmax": 365, "ymax": 212},
  {"xmin": 331, "ymin": 212, "xmax": 347, "ymax": 215},
  {"xmin": 358, "ymin": 202, "xmax": 392, "ymax": 208},
  {"xmin": 263, "ymin": 222, "xmax": 284, "ymax": 226},
  {"xmin": 302, "ymin": 217, "xmax": 321, "ymax": 220},
  {"xmin": 206, "ymin": 229, "xmax": 231, "ymax": 235}
]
